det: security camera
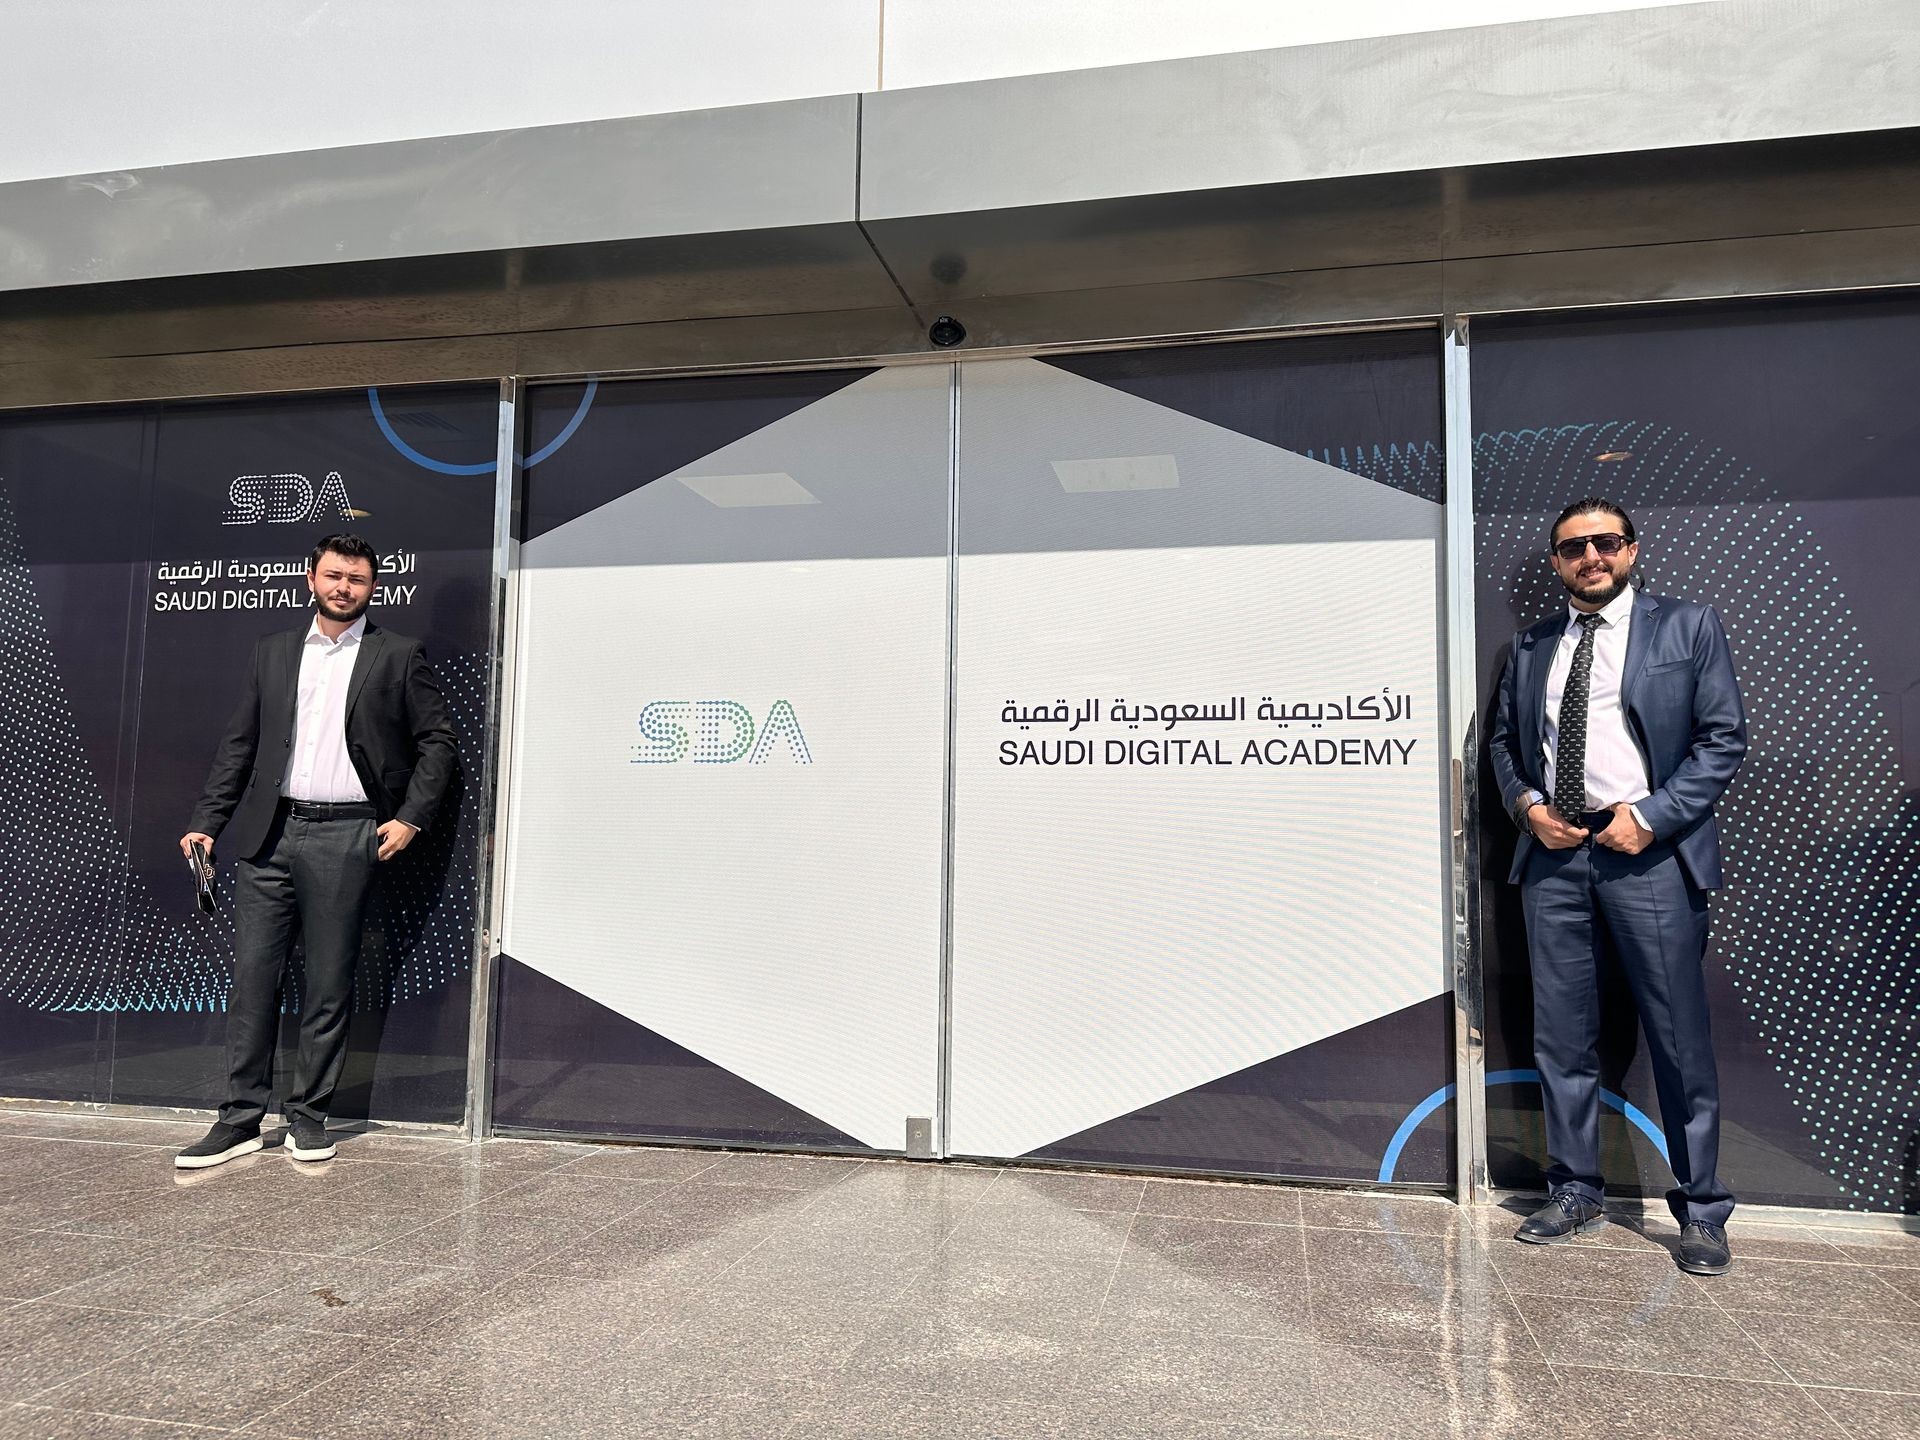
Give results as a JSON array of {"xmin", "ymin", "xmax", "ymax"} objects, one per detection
[{"xmin": 928, "ymin": 315, "xmax": 967, "ymax": 348}]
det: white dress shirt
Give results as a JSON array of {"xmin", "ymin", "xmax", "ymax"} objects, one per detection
[
  {"xmin": 1542, "ymin": 584, "xmax": 1653, "ymax": 829},
  {"xmin": 286, "ymin": 615, "xmax": 369, "ymax": 803}
]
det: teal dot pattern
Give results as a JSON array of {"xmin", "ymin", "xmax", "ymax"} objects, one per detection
[
  {"xmin": 1476, "ymin": 418, "xmax": 1920, "ymax": 1213},
  {"xmin": 692, "ymin": 700, "xmax": 754, "ymax": 764},
  {"xmin": 1300, "ymin": 439, "xmax": 1445, "ymax": 501}
]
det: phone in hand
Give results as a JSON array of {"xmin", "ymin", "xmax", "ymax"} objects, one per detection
[{"xmin": 187, "ymin": 840, "xmax": 216, "ymax": 914}]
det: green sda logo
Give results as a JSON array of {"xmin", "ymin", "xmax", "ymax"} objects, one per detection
[{"xmin": 632, "ymin": 701, "xmax": 812, "ymax": 765}]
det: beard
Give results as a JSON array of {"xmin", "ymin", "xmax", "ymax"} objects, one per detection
[
  {"xmin": 1561, "ymin": 561, "xmax": 1631, "ymax": 607},
  {"xmin": 315, "ymin": 590, "xmax": 372, "ymax": 623}
]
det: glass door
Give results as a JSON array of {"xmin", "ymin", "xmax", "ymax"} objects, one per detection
[
  {"xmin": 945, "ymin": 334, "xmax": 1455, "ymax": 1183},
  {"xmin": 493, "ymin": 366, "xmax": 952, "ymax": 1151}
]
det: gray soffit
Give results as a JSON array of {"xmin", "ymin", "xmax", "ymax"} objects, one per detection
[
  {"xmin": 864, "ymin": 128, "xmax": 1920, "ymax": 309},
  {"xmin": 4, "ymin": 0, "xmax": 1920, "ymax": 408},
  {"xmin": 8, "ymin": 222, "xmax": 1920, "ymax": 408},
  {"xmin": 0, "ymin": 227, "xmax": 908, "ymax": 365},
  {"xmin": 5, "ymin": 129, "xmax": 1912, "ymax": 373},
  {"xmin": 4, "ymin": 1, "xmax": 1919, "ymax": 299},
  {"xmin": 0, "ymin": 94, "xmax": 861, "ymax": 291},
  {"xmin": 858, "ymin": 0, "xmax": 1920, "ymax": 219}
]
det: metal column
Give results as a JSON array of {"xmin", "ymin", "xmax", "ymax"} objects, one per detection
[
  {"xmin": 1443, "ymin": 318, "xmax": 1490, "ymax": 1205},
  {"xmin": 461, "ymin": 377, "xmax": 526, "ymax": 1142}
]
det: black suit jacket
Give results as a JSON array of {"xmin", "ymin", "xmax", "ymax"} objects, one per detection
[{"xmin": 190, "ymin": 622, "xmax": 459, "ymax": 861}]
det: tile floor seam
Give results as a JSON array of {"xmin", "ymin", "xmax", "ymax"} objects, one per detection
[
  {"xmin": 1545, "ymin": 1354, "xmax": 1822, "ymax": 1385},
  {"xmin": 213, "ymin": 1245, "xmax": 367, "ymax": 1318},
  {"xmin": 1482, "ymin": 1217, "xmax": 1556, "ymax": 1372},
  {"xmin": 1793, "ymin": 1380, "xmax": 1868, "ymax": 1439},
  {"xmin": 1793, "ymin": 1225, "xmax": 1865, "ymax": 1266},
  {"xmin": 4, "ymin": 1239, "xmax": 164, "ymax": 1307},
  {"xmin": 6, "ymin": 1288, "xmax": 263, "ymax": 1328},
  {"xmin": 1290, "ymin": 1198, "xmax": 1320, "ymax": 1381},
  {"xmin": 455, "ymin": 1176, "xmax": 674, "ymax": 1228},
  {"xmin": 366, "ymin": 1158, "xmax": 632, "ymax": 1249},
  {"xmin": 1299, "ymin": 1234, "xmax": 1334, "ymax": 1345},
  {"xmin": 1860, "ymin": 1264, "xmax": 1920, "ymax": 1317},
  {"xmin": 1087, "ymin": 1204, "xmax": 1142, "ymax": 1333},
  {"xmin": 1692, "ymin": 1259, "xmax": 1811, "ymax": 1387},
  {"xmin": 541, "ymin": 1152, "xmax": 721, "ymax": 1182},
  {"xmin": 920, "ymin": 1188, "xmax": 975, "ymax": 1261},
  {"xmin": 629, "ymin": 1200, "xmax": 788, "ymax": 1291},
  {"xmin": 6, "ymin": 1401, "xmax": 241, "ymax": 1433},
  {"xmin": 955, "ymin": 1166, "xmax": 1004, "ymax": 1219},
  {"xmin": 233, "ymin": 1329, "xmax": 417, "ymax": 1435},
  {"xmin": 405, "ymin": 1202, "xmax": 625, "ymax": 1274},
  {"xmin": 387, "ymin": 1257, "xmax": 551, "ymax": 1345},
  {"xmin": 1799, "ymin": 1380, "xmax": 1920, "ymax": 1398},
  {"xmin": 186, "ymin": 1223, "xmax": 464, "ymax": 1266},
  {"xmin": 329, "ymin": 1139, "xmax": 461, "ymax": 1162},
  {"xmin": 17, "ymin": 1309, "xmax": 225, "ymax": 1410}
]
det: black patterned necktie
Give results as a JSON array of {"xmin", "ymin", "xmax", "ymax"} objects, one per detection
[{"xmin": 1554, "ymin": 612, "xmax": 1604, "ymax": 821}]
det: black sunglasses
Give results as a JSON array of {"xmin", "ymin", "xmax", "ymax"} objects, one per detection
[{"xmin": 1551, "ymin": 533, "xmax": 1632, "ymax": 562}]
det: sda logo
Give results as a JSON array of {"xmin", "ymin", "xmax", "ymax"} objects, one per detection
[
  {"xmin": 223, "ymin": 471, "xmax": 357, "ymax": 526},
  {"xmin": 633, "ymin": 700, "xmax": 812, "ymax": 765}
]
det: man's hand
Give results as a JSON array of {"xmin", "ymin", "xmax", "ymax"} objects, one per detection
[
  {"xmin": 1594, "ymin": 803, "xmax": 1653, "ymax": 855},
  {"xmin": 375, "ymin": 819, "xmax": 419, "ymax": 862},
  {"xmin": 179, "ymin": 831, "xmax": 215, "ymax": 860},
  {"xmin": 1526, "ymin": 805, "xmax": 1589, "ymax": 850}
]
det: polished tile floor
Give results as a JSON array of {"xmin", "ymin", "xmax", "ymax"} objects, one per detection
[{"xmin": 1, "ymin": 1109, "xmax": 1916, "ymax": 1439}]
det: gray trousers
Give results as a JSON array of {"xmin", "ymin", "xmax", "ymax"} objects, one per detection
[{"xmin": 219, "ymin": 807, "xmax": 378, "ymax": 1129}]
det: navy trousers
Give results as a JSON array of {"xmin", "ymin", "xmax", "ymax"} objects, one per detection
[{"xmin": 1520, "ymin": 836, "xmax": 1734, "ymax": 1226}]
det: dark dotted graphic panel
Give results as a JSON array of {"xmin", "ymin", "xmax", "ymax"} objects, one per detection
[
  {"xmin": 1477, "ymin": 418, "xmax": 1920, "ymax": 1212},
  {"xmin": 0, "ymin": 481, "xmax": 481, "ymax": 1017}
]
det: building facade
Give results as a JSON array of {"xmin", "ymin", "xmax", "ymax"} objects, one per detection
[{"xmin": 2, "ymin": 0, "xmax": 1917, "ymax": 1218}]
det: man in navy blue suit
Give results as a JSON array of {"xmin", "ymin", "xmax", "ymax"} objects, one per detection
[{"xmin": 1490, "ymin": 498, "xmax": 1747, "ymax": 1275}]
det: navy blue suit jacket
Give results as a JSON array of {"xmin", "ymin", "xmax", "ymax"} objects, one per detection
[{"xmin": 1489, "ymin": 589, "xmax": 1747, "ymax": 891}]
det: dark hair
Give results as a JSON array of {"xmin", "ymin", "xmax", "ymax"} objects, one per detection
[
  {"xmin": 1549, "ymin": 498, "xmax": 1635, "ymax": 547},
  {"xmin": 307, "ymin": 533, "xmax": 379, "ymax": 574}
]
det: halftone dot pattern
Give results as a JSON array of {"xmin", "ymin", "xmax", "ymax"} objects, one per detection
[
  {"xmin": 1477, "ymin": 418, "xmax": 1920, "ymax": 1212},
  {"xmin": 692, "ymin": 700, "xmax": 754, "ymax": 764},
  {"xmin": 747, "ymin": 700, "xmax": 812, "ymax": 765},
  {"xmin": 0, "ymin": 482, "xmax": 222, "ymax": 1011},
  {"xmin": 356, "ymin": 647, "xmax": 485, "ymax": 1011},
  {"xmin": 0, "ymin": 477, "xmax": 482, "ymax": 1015},
  {"xmin": 1300, "ymin": 440, "xmax": 1445, "ymax": 502}
]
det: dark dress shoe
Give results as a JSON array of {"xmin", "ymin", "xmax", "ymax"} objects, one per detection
[
  {"xmin": 285, "ymin": 1117, "xmax": 337, "ymax": 1163},
  {"xmin": 175, "ymin": 1122, "xmax": 262, "ymax": 1170},
  {"xmin": 1677, "ymin": 1221, "xmax": 1732, "ymax": 1275},
  {"xmin": 1514, "ymin": 1190, "xmax": 1607, "ymax": 1244}
]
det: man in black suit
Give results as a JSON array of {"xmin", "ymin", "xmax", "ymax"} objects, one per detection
[
  {"xmin": 175, "ymin": 534, "xmax": 457, "ymax": 1169},
  {"xmin": 1489, "ymin": 499, "xmax": 1747, "ymax": 1274}
]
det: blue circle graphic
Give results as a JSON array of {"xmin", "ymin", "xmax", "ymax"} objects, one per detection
[
  {"xmin": 1377, "ymin": 1067, "xmax": 1670, "ymax": 1184},
  {"xmin": 367, "ymin": 380, "xmax": 598, "ymax": 475}
]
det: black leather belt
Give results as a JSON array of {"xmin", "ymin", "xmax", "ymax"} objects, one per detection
[{"xmin": 285, "ymin": 800, "xmax": 376, "ymax": 821}]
